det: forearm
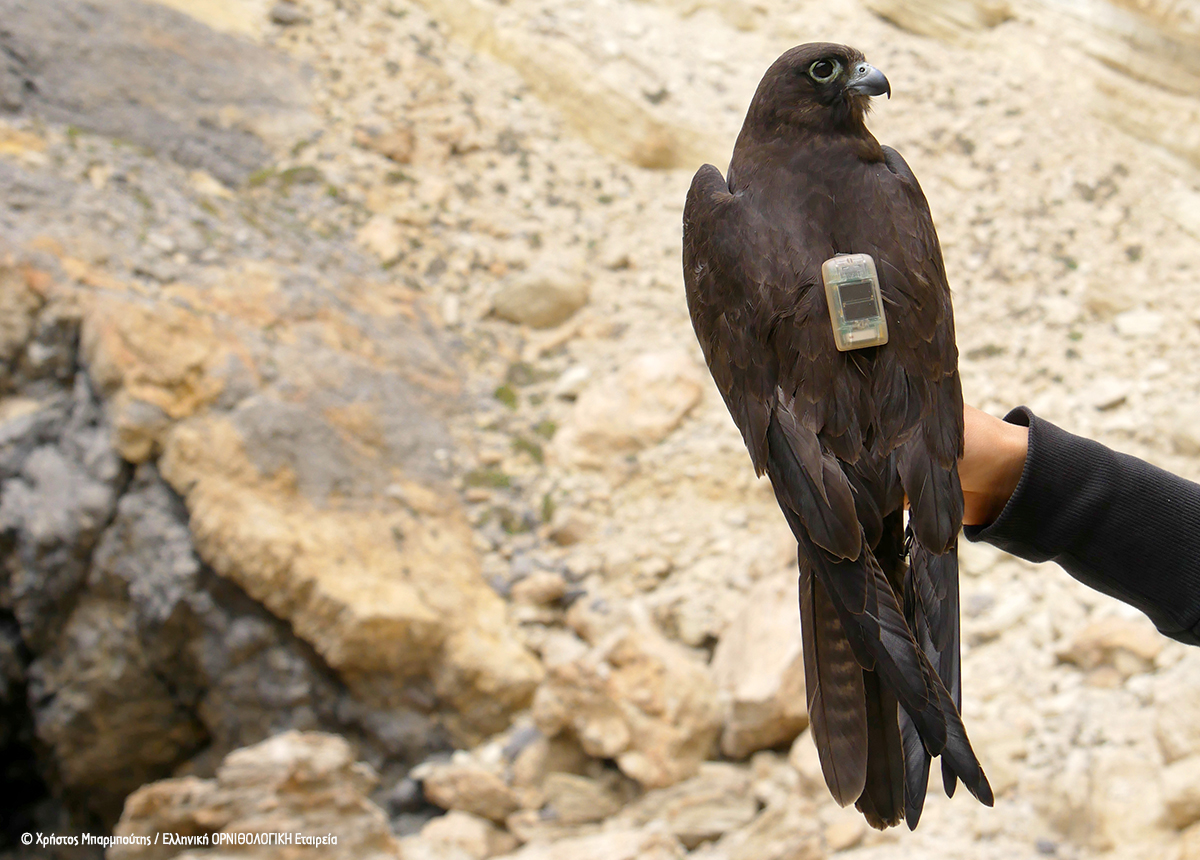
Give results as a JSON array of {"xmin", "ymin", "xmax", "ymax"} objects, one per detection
[{"xmin": 966, "ymin": 408, "xmax": 1200, "ymax": 645}]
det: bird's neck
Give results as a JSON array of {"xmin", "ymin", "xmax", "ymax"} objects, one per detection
[{"xmin": 728, "ymin": 126, "xmax": 884, "ymax": 194}]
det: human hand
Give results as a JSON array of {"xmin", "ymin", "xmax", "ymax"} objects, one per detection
[{"xmin": 959, "ymin": 405, "xmax": 1029, "ymax": 527}]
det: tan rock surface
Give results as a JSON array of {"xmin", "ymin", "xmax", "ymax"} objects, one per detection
[
  {"xmin": 109, "ymin": 731, "xmax": 400, "ymax": 859},
  {"xmin": 691, "ymin": 799, "xmax": 824, "ymax": 860},
  {"xmin": 45, "ymin": 239, "xmax": 546, "ymax": 742},
  {"xmin": 532, "ymin": 618, "xmax": 721, "ymax": 788},
  {"xmin": 612, "ymin": 762, "xmax": 759, "ymax": 849},
  {"xmin": 510, "ymin": 571, "xmax": 568, "ymax": 606},
  {"xmin": 416, "ymin": 760, "xmax": 520, "ymax": 823},
  {"xmin": 1182, "ymin": 821, "xmax": 1200, "ymax": 860},
  {"xmin": 158, "ymin": 414, "xmax": 542, "ymax": 740},
  {"xmin": 539, "ymin": 772, "xmax": 625, "ymax": 825},
  {"xmin": 863, "ymin": 0, "xmax": 1012, "ymax": 41},
  {"xmin": 710, "ymin": 572, "xmax": 808, "ymax": 759},
  {"xmin": 1057, "ymin": 614, "xmax": 1164, "ymax": 685},
  {"xmin": 407, "ymin": 0, "xmax": 729, "ymax": 169},
  {"xmin": 492, "ymin": 828, "xmax": 686, "ymax": 860},
  {"xmin": 143, "ymin": 0, "xmax": 271, "ymax": 37},
  {"xmin": 1156, "ymin": 653, "xmax": 1200, "ymax": 764},
  {"xmin": 1163, "ymin": 755, "xmax": 1200, "ymax": 830},
  {"xmin": 552, "ymin": 350, "xmax": 705, "ymax": 468},
  {"xmin": 0, "ymin": 261, "xmax": 48, "ymax": 369},
  {"xmin": 492, "ymin": 265, "xmax": 589, "ymax": 329},
  {"xmin": 410, "ymin": 810, "xmax": 519, "ymax": 859}
]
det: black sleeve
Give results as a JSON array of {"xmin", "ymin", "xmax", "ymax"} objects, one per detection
[{"xmin": 964, "ymin": 407, "xmax": 1200, "ymax": 646}]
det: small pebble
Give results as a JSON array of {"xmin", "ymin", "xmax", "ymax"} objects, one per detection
[{"xmin": 270, "ymin": 3, "xmax": 308, "ymax": 26}]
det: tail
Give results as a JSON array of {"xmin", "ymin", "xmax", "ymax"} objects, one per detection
[{"xmin": 791, "ymin": 508, "xmax": 991, "ymax": 830}]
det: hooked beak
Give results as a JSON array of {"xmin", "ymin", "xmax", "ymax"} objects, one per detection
[{"xmin": 845, "ymin": 63, "xmax": 891, "ymax": 99}]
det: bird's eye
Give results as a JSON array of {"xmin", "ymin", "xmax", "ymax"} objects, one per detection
[{"xmin": 808, "ymin": 58, "xmax": 841, "ymax": 84}]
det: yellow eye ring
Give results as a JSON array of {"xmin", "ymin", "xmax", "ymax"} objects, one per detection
[{"xmin": 809, "ymin": 58, "xmax": 841, "ymax": 84}]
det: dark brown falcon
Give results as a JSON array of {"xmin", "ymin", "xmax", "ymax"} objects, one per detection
[{"xmin": 682, "ymin": 43, "xmax": 992, "ymax": 829}]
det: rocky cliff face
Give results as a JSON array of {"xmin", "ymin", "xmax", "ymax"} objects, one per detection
[{"xmin": 1, "ymin": 0, "xmax": 1199, "ymax": 859}]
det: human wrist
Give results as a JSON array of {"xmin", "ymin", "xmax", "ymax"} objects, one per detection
[
  {"xmin": 980, "ymin": 419, "xmax": 1028, "ymax": 525},
  {"xmin": 960, "ymin": 404, "xmax": 1030, "ymax": 527}
]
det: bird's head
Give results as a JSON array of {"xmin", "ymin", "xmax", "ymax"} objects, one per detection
[{"xmin": 744, "ymin": 43, "xmax": 890, "ymax": 137}]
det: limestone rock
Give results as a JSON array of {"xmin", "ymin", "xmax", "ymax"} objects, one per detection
[
  {"xmin": 269, "ymin": 2, "xmax": 309, "ymax": 26},
  {"xmin": 0, "ymin": 377, "xmax": 125, "ymax": 654},
  {"xmin": 407, "ymin": 0, "xmax": 723, "ymax": 169},
  {"xmin": 159, "ymin": 413, "xmax": 543, "ymax": 742},
  {"xmin": 0, "ymin": 0, "xmax": 316, "ymax": 184},
  {"xmin": 532, "ymin": 618, "xmax": 721, "ymax": 788},
  {"xmin": 1156, "ymin": 653, "xmax": 1200, "ymax": 763},
  {"xmin": 693, "ymin": 800, "xmax": 823, "ymax": 860},
  {"xmin": 1033, "ymin": 743, "xmax": 1168, "ymax": 850},
  {"xmin": 492, "ymin": 267, "xmax": 589, "ymax": 329},
  {"xmin": 1163, "ymin": 755, "xmax": 1200, "ymax": 829},
  {"xmin": 747, "ymin": 751, "xmax": 801, "ymax": 812},
  {"xmin": 0, "ymin": 376, "xmax": 442, "ymax": 825},
  {"xmin": 413, "ymin": 810, "xmax": 519, "ymax": 859},
  {"xmin": 786, "ymin": 731, "xmax": 827, "ymax": 799},
  {"xmin": 503, "ymin": 809, "xmax": 601, "ymax": 845},
  {"xmin": 564, "ymin": 595, "xmax": 631, "ymax": 645},
  {"xmin": 0, "ymin": 262, "xmax": 47, "ymax": 373},
  {"xmin": 1056, "ymin": 615, "xmax": 1163, "ymax": 685},
  {"xmin": 710, "ymin": 572, "xmax": 808, "ymax": 759},
  {"xmin": 546, "ymin": 508, "xmax": 594, "ymax": 547},
  {"xmin": 509, "ymin": 730, "xmax": 591, "ymax": 795},
  {"xmin": 81, "ymin": 291, "xmax": 230, "ymax": 427},
  {"xmin": 358, "ymin": 214, "xmax": 407, "ymax": 265},
  {"xmin": 111, "ymin": 394, "xmax": 172, "ymax": 464},
  {"xmin": 398, "ymin": 838, "xmax": 477, "ymax": 860},
  {"xmin": 491, "ymin": 828, "xmax": 685, "ymax": 860},
  {"xmin": 511, "ymin": 571, "xmax": 568, "ymax": 606},
  {"xmin": 1181, "ymin": 820, "xmax": 1200, "ymax": 860},
  {"xmin": 355, "ymin": 124, "xmax": 417, "ymax": 164},
  {"xmin": 612, "ymin": 762, "xmax": 758, "ymax": 849},
  {"xmin": 1092, "ymin": 74, "xmax": 1200, "ymax": 169},
  {"xmin": 27, "ymin": 596, "xmax": 206, "ymax": 824},
  {"xmin": 1085, "ymin": 745, "xmax": 1168, "ymax": 849},
  {"xmin": 1037, "ymin": 0, "xmax": 1200, "ymax": 167},
  {"xmin": 540, "ymin": 772, "xmax": 625, "ymax": 825},
  {"xmin": 109, "ymin": 731, "xmax": 401, "ymax": 859},
  {"xmin": 141, "ymin": 0, "xmax": 265, "ymax": 35},
  {"xmin": 418, "ymin": 760, "xmax": 520, "ymax": 822},
  {"xmin": 824, "ymin": 814, "xmax": 867, "ymax": 852},
  {"xmin": 1114, "ymin": 308, "xmax": 1165, "ymax": 339},
  {"xmin": 1036, "ymin": 0, "xmax": 1200, "ymax": 98},
  {"xmin": 864, "ymin": 0, "xmax": 1012, "ymax": 41},
  {"xmin": 552, "ymin": 351, "xmax": 704, "ymax": 468}
]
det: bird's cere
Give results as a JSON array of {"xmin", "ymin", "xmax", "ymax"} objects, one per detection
[{"xmin": 846, "ymin": 63, "xmax": 891, "ymax": 99}]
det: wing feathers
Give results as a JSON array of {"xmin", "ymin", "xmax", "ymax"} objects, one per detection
[
  {"xmin": 899, "ymin": 707, "xmax": 931, "ymax": 829},
  {"xmin": 897, "ymin": 437, "xmax": 963, "ymax": 553},
  {"xmin": 769, "ymin": 410, "xmax": 862, "ymax": 560},
  {"xmin": 912, "ymin": 539, "xmax": 964, "ymax": 796}
]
